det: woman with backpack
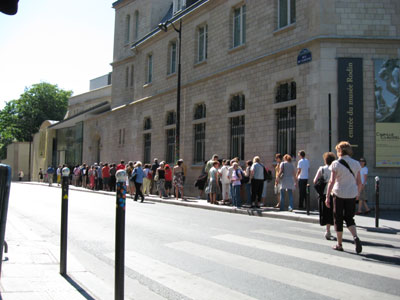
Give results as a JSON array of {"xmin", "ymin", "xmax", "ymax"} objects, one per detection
[{"xmin": 313, "ymin": 152, "xmax": 336, "ymax": 240}]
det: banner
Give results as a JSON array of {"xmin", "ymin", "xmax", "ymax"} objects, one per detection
[
  {"xmin": 338, "ymin": 58, "xmax": 363, "ymax": 159},
  {"xmin": 374, "ymin": 59, "xmax": 400, "ymax": 167}
]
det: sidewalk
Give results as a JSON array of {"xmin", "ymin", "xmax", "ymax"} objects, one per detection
[{"xmin": 1, "ymin": 181, "xmax": 399, "ymax": 299}]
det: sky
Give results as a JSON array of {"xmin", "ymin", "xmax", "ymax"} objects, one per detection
[{"xmin": 0, "ymin": 0, "xmax": 115, "ymax": 109}]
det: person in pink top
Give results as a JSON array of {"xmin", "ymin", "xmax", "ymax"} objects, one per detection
[
  {"xmin": 102, "ymin": 163, "xmax": 110, "ymax": 191},
  {"xmin": 164, "ymin": 164, "xmax": 173, "ymax": 197}
]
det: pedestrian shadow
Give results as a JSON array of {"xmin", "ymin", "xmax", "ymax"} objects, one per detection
[
  {"xmin": 342, "ymin": 238, "xmax": 400, "ymax": 250},
  {"xmin": 62, "ymin": 274, "xmax": 96, "ymax": 300},
  {"xmin": 356, "ymin": 253, "xmax": 400, "ymax": 266},
  {"xmin": 358, "ymin": 225, "xmax": 400, "ymax": 235}
]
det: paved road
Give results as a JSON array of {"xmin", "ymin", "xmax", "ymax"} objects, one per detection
[{"xmin": 5, "ymin": 183, "xmax": 400, "ymax": 299}]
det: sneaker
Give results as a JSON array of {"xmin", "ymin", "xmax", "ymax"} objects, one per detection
[
  {"xmin": 288, "ymin": 207, "xmax": 293, "ymax": 212},
  {"xmin": 354, "ymin": 237, "xmax": 362, "ymax": 254}
]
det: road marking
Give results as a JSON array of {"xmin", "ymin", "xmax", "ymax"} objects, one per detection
[
  {"xmin": 213, "ymin": 234, "xmax": 400, "ymax": 280},
  {"xmin": 167, "ymin": 241, "xmax": 399, "ymax": 300},
  {"xmin": 287, "ymin": 226, "xmax": 400, "ymax": 247},
  {"xmin": 253, "ymin": 229, "xmax": 400, "ymax": 257},
  {"xmin": 105, "ymin": 251, "xmax": 256, "ymax": 300}
]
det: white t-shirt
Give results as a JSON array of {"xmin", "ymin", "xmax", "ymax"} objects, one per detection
[
  {"xmin": 297, "ymin": 158, "xmax": 310, "ymax": 179},
  {"xmin": 329, "ymin": 155, "xmax": 361, "ymax": 199},
  {"xmin": 219, "ymin": 165, "xmax": 230, "ymax": 184},
  {"xmin": 360, "ymin": 166, "xmax": 368, "ymax": 185}
]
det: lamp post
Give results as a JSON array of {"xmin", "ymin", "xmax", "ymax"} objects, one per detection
[{"xmin": 159, "ymin": 19, "xmax": 182, "ymax": 162}]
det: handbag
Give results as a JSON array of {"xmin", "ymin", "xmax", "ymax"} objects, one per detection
[
  {"xmin": 154, "ymin": 174, "xmax": 159, "ymax": 181},
  {"xmin": 205, "ymin": 184, "xmax": 211, "ymax": 194},
  {"xmin": 314, "ymin": 168, "xmax": 327, "ymax": 196},
  {"xmin": 279, "ymin": 163, "xmax": 284, "ymax": 179}
]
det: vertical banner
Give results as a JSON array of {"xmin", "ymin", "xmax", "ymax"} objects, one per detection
[
  {"xmin": 374, "ymin": 59, "xmax": 400, "ymax": 167},
  {"xmin": 338, "ymin": 58, "xmax": 364, "ymax": 159}
]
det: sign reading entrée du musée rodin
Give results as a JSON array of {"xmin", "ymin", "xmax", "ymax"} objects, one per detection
[{"xmin": 338, "ymin": 58, "xmax": 363, "ymax": 160}]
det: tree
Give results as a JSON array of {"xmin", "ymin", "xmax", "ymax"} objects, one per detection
[{"xmin": 0, "ymin": 82, "xmax": 72, "ymax": 159}]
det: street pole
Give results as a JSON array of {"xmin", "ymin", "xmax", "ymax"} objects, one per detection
[
  {"xmin": 60, "ymin": 166, "xmax": 70, "ymax": 276},
  {"xmin": 375, "ymin": 176, "xmax": 380, "ymax": 228},
  {"xmin": 328, "ymin": 93, "xmax": 332, "ymax": 151},
  {"xmin": 175, "ymin": 19, "xmax": 182, "ymax": 162},
  {"xmin": 115, "ymin": 170, "xmax": 127, "ymax": 300}
]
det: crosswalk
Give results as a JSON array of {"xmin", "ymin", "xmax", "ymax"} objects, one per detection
[{"xmin": 109, "ymin": 225, "xmax": 400, "ymax": 300}]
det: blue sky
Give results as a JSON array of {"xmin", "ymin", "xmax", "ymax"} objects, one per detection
[{"xmin": 0, "ymin": 0, "xmax": 115, "ymax": 108}]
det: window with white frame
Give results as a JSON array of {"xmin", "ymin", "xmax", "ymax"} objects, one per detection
[
  {"xmin": 197, "ymin": 24, "xmax": 208, "ymax": 63},
  {"xmin": 173, "ymin": 0, "xmax": 186, "ymax": 14},
  {"xmin": 125, "ymin": 15, "xmax": 131, "ymax": 43},
  {"xmin": 168, "ymin": 41, "xmax": 177, "ymax": 75},
  {"xmin": 146, "ymin": 54, "xmax": 153, "ymax": 84},
  {"xmin": 278, "ymin": 0, "xmax": 296, "ymax": 29},
  {"xmin": 233, "ymin": 4, "xmax": 246, "ymax": 48},
  {"xmin": 134, "ymin": 10, "xmax": 139, "ymax": 41}
]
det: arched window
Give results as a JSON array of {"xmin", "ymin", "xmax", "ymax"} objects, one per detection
[
  {"xmin": 229, "ymin": 94, "xmax": 245, "ymax": 112},
  {"xmin": 194, "ymin": 103, "xmax": 206, "ymax": 120},
  {"xmin": 166, "ymin": 111, "xmax": 176, "ymax": 126},
  {"xmin": 125, "ymin": 15, "xmax": 131, "ymax": 43},
  {"xmin": 134, "ymin": 10, "xmax": 139, "ymax": 40},
  {"xmin": 144, "ymin": 117, "xmax": 152, "ymax": 130}
]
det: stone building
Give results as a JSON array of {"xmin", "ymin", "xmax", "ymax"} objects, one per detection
[{"xmin": 82, "ymin": 0, "xmax": 398, "ymax": 206}]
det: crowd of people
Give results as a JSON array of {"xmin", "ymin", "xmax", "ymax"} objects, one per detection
[{"xmin": 38, "ymin": 141, "xmax": 366, "ymax": 254}]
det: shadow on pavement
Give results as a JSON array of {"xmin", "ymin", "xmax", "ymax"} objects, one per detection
[{"xmin": 63, "ymin": 274, "xmax": 96, "ymax": 300}]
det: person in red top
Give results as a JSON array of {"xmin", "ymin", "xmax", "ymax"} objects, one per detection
[
  {"xmin": 164, "ymin": 164, "xmax": 173, "ymax": 197},
  {"xmin": 102, "ymin": 163, "xmax": 111, "ymax": 191},
  {"xmin": 116, "ymin": 160, "xmax": 125, "ymax": 171}
]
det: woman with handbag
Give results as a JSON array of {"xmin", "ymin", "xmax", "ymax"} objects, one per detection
[
  {"xmin": 313, "ymin": 152, "xmax": 336, "ymax": 240},
  {"xmin": 325, "ymin": 141, "xmax": 363, "ymax": 253},
  {"xmin": 276, "ymin": 154, "xmax": 296, "ymax": 211},
  {"xmin": 156, "ymin": 162, "xmax": 167, "ymax": 198},
  {"xmin": 274, "ymin": 154, "xmax": 283, "ymax": 208}
]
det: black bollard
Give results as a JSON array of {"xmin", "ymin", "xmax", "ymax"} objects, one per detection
[
  {"xmin": 306, "ymin": 184, "xmax": 310, "ymax": 215},
  {"xmin": 115, "ymin": 170, "xmax": 127, "ymax": 300},
  {"xmin": 375, "ymin": 176, "xmax": 380, "ymax": 228},
  {"xmin": 60, "ymin": 167, "xmax": 70, "ymax": 276}
]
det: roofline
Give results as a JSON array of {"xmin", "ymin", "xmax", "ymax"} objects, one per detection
[{"xmin": 130, "ymin": 0, "xmax": 209, "ymax": 50}]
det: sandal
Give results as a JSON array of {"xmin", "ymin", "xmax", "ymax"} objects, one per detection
[{"xmin": 332, "ymin": 244, "xmax": 344, "ymax": 251}]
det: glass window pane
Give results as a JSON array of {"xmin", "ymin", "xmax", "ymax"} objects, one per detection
[
  {"xmin": 290, "ymin": 0, "xmax": 296, "ymax": 24},
  {"xmin": 279, "ymin": 0, "xmax": 288, "ymax": 28},
  {"xmin": 233, "ymin": 8, "xmax": 241, "ymax": 47}
]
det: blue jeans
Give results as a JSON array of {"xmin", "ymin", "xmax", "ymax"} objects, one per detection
[
  {"xmin": 280, "ymin": 189, "xmax": 293, "ymax": 211},
  {"xmin": 232, "ymin": 185, "xmax": 241, "ymax": 207},
  {"xmin": 245, "ymin": 183, "xmax": 252, "ymax": 205}
]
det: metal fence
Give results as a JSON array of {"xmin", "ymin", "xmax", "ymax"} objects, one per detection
[{"xmin": 366, "ymin": 175, "xmax": 400, "ymax": 209}]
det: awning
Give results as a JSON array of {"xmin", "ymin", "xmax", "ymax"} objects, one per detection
[{"xmin": 49, "ymin": 101, "xmax": 111, "ymax": 130}]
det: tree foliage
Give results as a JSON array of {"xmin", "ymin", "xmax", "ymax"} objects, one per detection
[{"xmin": 0, "ymin": 82, "xmax": 72, "ymax": 159}]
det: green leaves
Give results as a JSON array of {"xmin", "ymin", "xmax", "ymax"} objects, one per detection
[{"xmin": 0, "ymin": 82, "xmax": 72, "ymax": 159}]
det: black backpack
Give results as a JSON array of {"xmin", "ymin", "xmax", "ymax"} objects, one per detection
[{"xmin": 314, "ymin": 168, "xmax": 327, "ymax": 196}]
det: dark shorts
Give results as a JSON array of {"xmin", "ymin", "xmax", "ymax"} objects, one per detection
[{"xmin": 165, "ymin": 180, "xmax": 172, "ymax": 189}]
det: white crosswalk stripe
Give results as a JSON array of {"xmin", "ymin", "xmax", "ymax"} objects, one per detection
[
  {"xmin": 105, "ymin": 251, "xmax": 256, "ymax": 300},
  {"xmin": 253, "ymin": 229, "xmax": 400, "ymax": 257},
  {"xmin": 167, "ymin": 241, "xmax": 399, "ymax": 300},
  {"xmin": 213, "ymin": 234, "xmax": 400, "ymax": 280},
  {"xmin": 287, "ymin": 226, "xmax": 400, "ymax": 247}
]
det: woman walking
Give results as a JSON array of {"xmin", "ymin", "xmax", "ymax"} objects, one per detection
[
  {"xmin": 325, "ymin": 141, "xmax": 363, "ymax": 253},
  {"xmin": 173, "ymin": 160, "xmax": 185, "ymax": 200},
  {"xmin": 313, "ymin": 152, "xmax": 336, "ymax": 240},
  {"xmin": 276, "ymin": 154, "xmax": 296, "ymax": 211},
  {"xmin": 356, "ymin": 158, "xmax": 371, "ymax": 215},
  {"xmin": 274, "ymin": 154, "xmax": 283, "ymax": 208}
]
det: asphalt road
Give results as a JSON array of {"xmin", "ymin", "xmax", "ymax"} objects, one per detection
[{"xmin": 7, "ymin": 183, "xmax": 400, "ymax": 300}]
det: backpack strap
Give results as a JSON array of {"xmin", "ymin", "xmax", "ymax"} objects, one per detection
[{"xmin": 338, "ymin": 159, "xmax": 354, "ymax": 177}]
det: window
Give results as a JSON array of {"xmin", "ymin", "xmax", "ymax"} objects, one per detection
[
  {"xmin": 278, "ymin": 0, "xmax": 296, "ymax": 29},
  {"xmin": 144, "ymin": 117, "xmax": 152, "ymax": 130},
  {"xmin": 277, "ymin": 106, "xmax": 296, "ymax": 157},
  {"xmin": 197, "ymin": 24, "xmax": 208, "ymax": 62},
  {"xmin": 166, "ymin": 128, "xmax": 176, "ymax": 164},
  {"xmin": 173, "ymin": 0, "xmax": 186, "ymax": 14},
  {"xmin": 146, "ymin": 54, "xmax": 153, "ymax": 84},
  {"xmin": 276, "ymin": 81, "xmax": 296, "ymax": 103},
  {"xmin": 144, "ymin": 133, "xmax": 151, "ymax": 163},
  {"xmin": 130, "ymin": 65, "xmax": 134, "ymax": 88},
  {"xmin": 168, "ymin": 41, "xmax": 177, "ymax": 75},
  {"xmin": 233, "ymin": 5, "xmax": 246, "ymax": 48},
  {"xmin": 229, "ymin": 94, "xmax": 245, "ymax": 112},
  {"xmin": 230, "ymin": 115, "xmax": 245, "ymax": 160},
  {"xmin": 134, "ymin": 11, "xmax": 139, "ymax": 41},
  {"xmin": 194, "ymin": 103, "xmax": 206, "ymax": 120},
  {"xmin": 119, "ymin": 128, "xmax": 126, "ymax": 145},
  {"xmin": 166, "ymin": 111, "xmax": 176, "ymax": 125},
  {"xmin": 193, "ymin": 123, "xmax": 206, "ymax": 164},
  {"xmin": 125, "ymin": 15, "xmax": 131, "ymax": 43},
  {"xmin": 125, "ymin": 67, "xmax": 129, "ymax": 88}
]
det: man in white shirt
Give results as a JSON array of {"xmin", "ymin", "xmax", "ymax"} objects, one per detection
[{"xmin": 296, "ymin": 150, "xmax": 310, "ymax": 209}]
